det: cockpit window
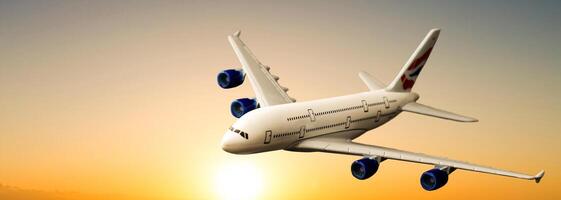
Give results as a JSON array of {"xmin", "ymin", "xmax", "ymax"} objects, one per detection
[
  {"xmin": 240, "ymin": 132, "xmax": 249, "ymax": 139},
  {"xmin": 229, "ymin": 127, "xmax": 249, "ymax": 140}
]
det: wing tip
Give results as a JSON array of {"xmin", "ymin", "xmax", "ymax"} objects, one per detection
[{"xmin": 534, "ymin": 170, "xmax": 545, "ymax": 183}]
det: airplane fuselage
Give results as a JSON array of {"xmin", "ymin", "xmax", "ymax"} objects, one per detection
[{"xmin": 221, "ymin": 91, "xmax": 419, "ymax": 154}]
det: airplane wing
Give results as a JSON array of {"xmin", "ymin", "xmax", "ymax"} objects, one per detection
[
  {"xmin": 228, "ymin": 31, "xmax": 295, "ymax": 107},
  {"xmin": 289, "ymin": 137, "xmax": 544, "ymax": 182}
]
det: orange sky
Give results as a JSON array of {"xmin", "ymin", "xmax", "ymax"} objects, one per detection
[{"xmin": 1, "ymin": 1, "xmax": 560, "ymax": 199}]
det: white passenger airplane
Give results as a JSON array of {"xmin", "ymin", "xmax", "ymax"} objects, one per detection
[{"xmin": 217, "ymin": 29, "xmax": 544, "ymax": 191}]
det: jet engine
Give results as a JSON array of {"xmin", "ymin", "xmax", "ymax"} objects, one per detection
[
  {"xmin": 230, "ymin": 98, "xmax": 258, "ymax": 118},
  {"xmin": 217, "ymin": 69, "xmax": 245, "ymax": 89},
  {"xmin": 351, "ymin": 158, "xmax": 380, "ymax": 180},
  {"xmin": 420, "ymin": 168, "xmax": 449, "ymax": 191}
]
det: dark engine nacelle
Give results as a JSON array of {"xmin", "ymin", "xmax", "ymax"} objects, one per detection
[
  {"xmin": 420, "ymin": 168, "xmax": 449, "ymax": 191},
  {"xmin": 217, "ymin": 69, "xmax": 245, "ymax": 89},
  {"xmin": 351, "ymin": 158, "xmax": 380, "ymax": 180},
  {"xmin": 230, "ymin": 98, "xmax": 258, "ymax": 118}
]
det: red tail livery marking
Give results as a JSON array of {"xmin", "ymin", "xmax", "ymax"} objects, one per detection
[{"xmin": 401, "ymin": 47, "xmax": 433, "ymax": 90}]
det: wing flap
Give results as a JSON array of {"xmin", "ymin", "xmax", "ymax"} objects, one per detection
[{"xmin": 290, "ymin": 137, "xmax": 543, "ymax": 181}]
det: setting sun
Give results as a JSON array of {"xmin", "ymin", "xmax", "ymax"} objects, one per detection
[{"xmin": 214, "ymin": 162, "xmax": 264, "ymax": 200}]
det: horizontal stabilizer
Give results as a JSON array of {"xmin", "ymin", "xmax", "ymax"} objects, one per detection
[
  {"xmin": 359, "ymin": 71, "xmax": 385, "ymax": 91},
  {"xmin": 401, "ymin": 102, "xmax": 478, "ymax": 122}
]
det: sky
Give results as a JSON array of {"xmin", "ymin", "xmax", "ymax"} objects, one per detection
[{"xmin": 1, "ymin": 0, "xmax": 560, "ymax": 199}]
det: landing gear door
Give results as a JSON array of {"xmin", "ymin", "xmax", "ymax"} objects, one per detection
[{"xmin": 264, "ymin": 130, "xmax": 272, "ymax": 144}]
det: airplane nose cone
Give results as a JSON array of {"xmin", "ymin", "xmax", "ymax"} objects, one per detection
[
  {"xmin": 221, "ymin": 130, "xmax": 250, "ymax": 154},
  {"xmin": 221, "ymin": 131, "xmax": 238, "ymax": 153}
]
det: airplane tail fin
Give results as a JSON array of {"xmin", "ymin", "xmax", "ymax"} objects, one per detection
[{"xmin": 387, "ymin": 29, "xmax": 440, "ymax": 92}]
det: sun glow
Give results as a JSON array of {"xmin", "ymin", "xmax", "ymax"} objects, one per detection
[{"xmin": 214, "ymin": 162, "xmax": 264, "ymax": 200}]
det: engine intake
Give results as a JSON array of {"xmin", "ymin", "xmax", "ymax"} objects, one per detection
[
  {"xmin": 217, "ymin": 69, "xmax": 244, "ymax": 89},
  {"xmin": 351, "ymin": 158, "xmax": 379, "ymax": 180},
  {"xmin": 230, "ymin": 98, "xmax": 258, "ymax": 118},
  {"xmin": 420, "ymin": 168, "xmax": 449, "ymax": 191}
]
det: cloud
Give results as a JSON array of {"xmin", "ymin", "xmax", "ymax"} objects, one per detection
[
  {"xmin": 0, "ymin": 184, "xmax": 159, "ymax": 200},
  {"xmin": 0, "ymin": 184, "xmax": 70, "ymax": 200}
]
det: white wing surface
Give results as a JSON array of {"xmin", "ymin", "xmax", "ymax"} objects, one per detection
[
  {"xmin": 290, "ymin": 136, "xmax": 544, "ymax": 182},
  {"xmin": 359, "ymin": 71, "xmax": 386, "ymax": 91},
  {"xmin": 228, "ymin": 31, "xmax": 294, "ymax": 107},
  {"xmin": 401, "ymin": 102, "xmax": 478, "ymax": 122}
]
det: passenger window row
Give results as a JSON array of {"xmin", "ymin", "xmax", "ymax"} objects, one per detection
[
  {"xmin": 350, "ymin": 110, "xmax": 397, "ymax": 123},
  {"xmin": 280, "ymin": 111, "xmax": 399, "ymax": 137},
  {"xmin": 287, "ymin": 114, "xmax": 311, "ymax": 121},
  {"xmin": 287, "ymin": 99, "xmax": 396, "ymax": 121},
  {"xmin": 367, "ymin": 99, "xmax": 397, "ymax": 107},
  {"xmin": 307, "ymin": 122, "xmax": 347, "ymax": 132},
  {"xmin": 367, "ymin": 102, "xmax": 385, "ymax": 107},
  {"xmin": 229, "ymin": 126, "xmax": 249, "ymax": 139},
  {"xmin": 315, "ymin": 105, "xmax": 363, "ymax": 116},
  {"xmin": 273, "ymin": 131, "xmax": 299, "ymax": 138}
]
